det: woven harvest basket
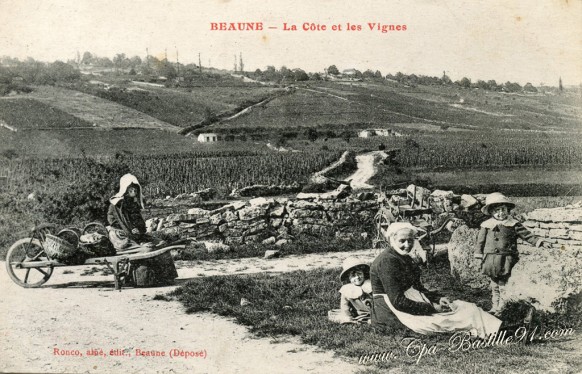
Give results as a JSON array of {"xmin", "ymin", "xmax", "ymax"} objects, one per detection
[{"xmin": 44, "ymin": 234, "xmax": 77, "ymax": 260}]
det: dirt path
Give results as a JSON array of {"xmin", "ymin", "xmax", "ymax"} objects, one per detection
[
  {"xmin": 345, "ymin": 151, "xmax": 381, "ymax": 190},
  {"xmin": 310, "ymin": 151, "xmax": 351, "ymax": 183},
  {"xmin": 0, "ymin": 250, "xmax": 380, "ymax": 374}
]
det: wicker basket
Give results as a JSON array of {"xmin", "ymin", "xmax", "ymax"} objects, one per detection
[
  {"xmin": 79, "ymin": 222, "xmax": 115, "ymax": 257},
  {"xmin": 82, "ymin": 222, "xmax": 108, "ymax": 237},
  {"xmin": 44, "ymin": 234, "xmax": 77, "ymax": 261}
]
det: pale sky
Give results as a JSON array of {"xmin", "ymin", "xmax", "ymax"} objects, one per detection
[{"xmin": 0, "ymin": 0, "xmax": 580, "ymax": 85}]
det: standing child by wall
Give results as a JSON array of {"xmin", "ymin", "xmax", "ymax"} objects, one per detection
[
  {"xmin": 474, "ymin": 193, "xmax": 552, "ymax": 315},
  {"xmin": 328, "ymin": 257, "xmax": 373, "ymax": 324}
]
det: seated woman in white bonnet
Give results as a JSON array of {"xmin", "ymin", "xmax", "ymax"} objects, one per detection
[{"xmin": 370, "ymin": 222, "xmax": 502, "ymax": 339}]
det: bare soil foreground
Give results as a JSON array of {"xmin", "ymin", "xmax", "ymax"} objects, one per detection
[{"xmin": 0, "ymin": 250, "xmax": 380, "ymax": 374}]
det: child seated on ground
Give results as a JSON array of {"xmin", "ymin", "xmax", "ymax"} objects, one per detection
[{"xmin": 328, "ymin": 258, "xmax": 373, "ymax": 324}]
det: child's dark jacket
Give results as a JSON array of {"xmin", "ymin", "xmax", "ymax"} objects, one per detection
[
  {"xmin": 474, "ymin": 218, "xmax": 540, "ymax": 257},
  {"xmin": 474, "ymin": 217, "xmax": 541, "ymax": 280}
]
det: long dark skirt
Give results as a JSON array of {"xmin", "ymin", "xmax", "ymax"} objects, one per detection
[
  {"xmin": 131, "ymin": 251, "xmax": 178, "ymax": 287},
  {"xmin": 371, "ymin": 294, "xmax": 405, "ymax": 332}
]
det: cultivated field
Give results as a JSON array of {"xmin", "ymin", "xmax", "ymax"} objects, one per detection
[
  {"xmin": 215, "ymin": 81, "xmax": 582, "ymax": 132},
  {"xmin": 0, "ymin": 98, "xmax": 92, "ymax": 130},
  {"xmin": 2, "ymin": 149, "xmax": 343, "ymax": 198},
  {"xmin": 27, "ymin": 86, "xmax": 183, "ymax": 131},
  {"xmin": 67, "ymin": 79, "xmax": 282, "ymax": 128}
]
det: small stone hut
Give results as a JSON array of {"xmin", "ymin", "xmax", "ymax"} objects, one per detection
[{"xmin": 197, "ymin": 133, "xmax": 218, "ymax": 143}]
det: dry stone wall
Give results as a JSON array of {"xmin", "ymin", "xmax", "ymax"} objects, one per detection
[
  {"xmin": 146, "ymin": 192, "xmax": 379, "ymax": 246},
  {"xmin": 522, "ymin": 205, "xmax": 582, "ymax": 249},
  {"xmin": 148, "ymin": 183, "xmax": 581, "ymax": 312}
]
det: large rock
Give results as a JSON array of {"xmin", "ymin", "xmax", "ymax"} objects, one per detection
[
  {"xmin": 262, "ymin": 236, "xmax": 276, "ymax": 245},
  {"xmin": 447, "ymin": 224, "xmax": 582, "ymax": 312},
  {"xmin": 447, "ymin": 225, "xmax": 489, "ymax": 289},
  {"xmin": 288, "ymin": 200, "xmax": 321, "ymax": 210},
  {"xmin": 158, "ymin": 227, "xmax": 182, "ymax": 241},
  {"xmin": 289, "ymin": 209, "xmax": 326, "ymax": 219},
  {"xmin": 503, "ymin": 245, "xmax": 582, "ymax": 312}
]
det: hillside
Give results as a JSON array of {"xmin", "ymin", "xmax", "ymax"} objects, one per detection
[
  {"xmin": 209, "ymin": 81, "xmax": 582, "ymax": 133},
  {"xmin": 1, "ymin": 74, "xmax": 581, "ymax": 158}
]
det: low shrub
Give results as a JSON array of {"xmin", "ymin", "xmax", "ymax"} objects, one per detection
[{"xmin": 35, "ymin": 157, "xmax": 130, "ymax": 225}]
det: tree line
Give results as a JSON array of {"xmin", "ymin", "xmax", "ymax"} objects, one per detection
[
  {"xmin": 248, "ymin": 64, "xmax": 541, "ymax": 93},
  {"xmin": 0, "ymin": 53, "xmax": 555, "ymax": 94}
]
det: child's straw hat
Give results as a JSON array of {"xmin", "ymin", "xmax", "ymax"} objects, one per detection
[
  {"xmin": 340, "ymin": 257, "xmax": 370, "ymax": 283},
  {"xmin": 481, "ymin": 192, "xmax": 515, "ymax": 215}
]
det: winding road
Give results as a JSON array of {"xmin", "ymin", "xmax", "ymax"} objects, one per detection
[{"xmin": 345, "ymin": 151, "xmax": 382, "ymax": 190}]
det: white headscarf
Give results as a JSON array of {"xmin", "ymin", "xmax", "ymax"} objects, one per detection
[
  {"xmin": 382, "ymin": 222, "xmax": 428, "ymax": 259},
  {"xmin": 110, "ymin": 173, "xmax": 144, "ymax": 208},
  {"xmin": 382, "ymin": 222, "xmax": 426, "ymax": 240}
]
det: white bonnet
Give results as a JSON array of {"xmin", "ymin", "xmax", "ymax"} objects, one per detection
[{"xmin": 382, "ymin": 222, "xmax": 426, "ymax": 239}]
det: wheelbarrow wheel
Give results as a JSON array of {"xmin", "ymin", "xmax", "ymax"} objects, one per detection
[{"xmin": 5, "ymin": 238, "xmax": 53, "ymax": 288}]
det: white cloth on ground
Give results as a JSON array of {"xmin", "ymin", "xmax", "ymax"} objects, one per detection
[{"xmin": 382, "ymin": 288, "xmax": 502, "ymax": 339}]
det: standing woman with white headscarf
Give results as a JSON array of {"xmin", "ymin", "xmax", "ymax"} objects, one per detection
[{"xmin": 370, "ymin": 222, "xmax": 502, "ymax": 339}]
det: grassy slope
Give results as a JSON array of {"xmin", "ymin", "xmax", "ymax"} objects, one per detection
[{"xmin": 168, "ymin": 258, "xmax": 582, "ymax": 374}]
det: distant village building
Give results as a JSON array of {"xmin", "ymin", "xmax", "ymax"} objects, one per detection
[
  {"xmin": 197, "ymin": 133, "xmax": 218, "ymax": 143},
  {"xmin": 342, "ymin": 69, "xmax": 357, "ymax": 77},
  {"xmin": 375, "ymin": 129, "xmax": 398, "ymax": 137},
  {"xmin": 358, "ymin": 129, "xmax": 402, "ymax": 138},
  {"xmin": 358, "ymin": 130, "xmax": 375, "ymax": 138}
]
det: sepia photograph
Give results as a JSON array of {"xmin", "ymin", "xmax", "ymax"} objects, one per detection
[{"xmin": 0, "ymin": 0, "xmax": 581, "ymax": 373}]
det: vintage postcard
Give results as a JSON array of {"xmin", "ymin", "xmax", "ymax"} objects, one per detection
[{"xmin": 0, "ymin": 0, "xmax": 581, "ymax": 373}]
